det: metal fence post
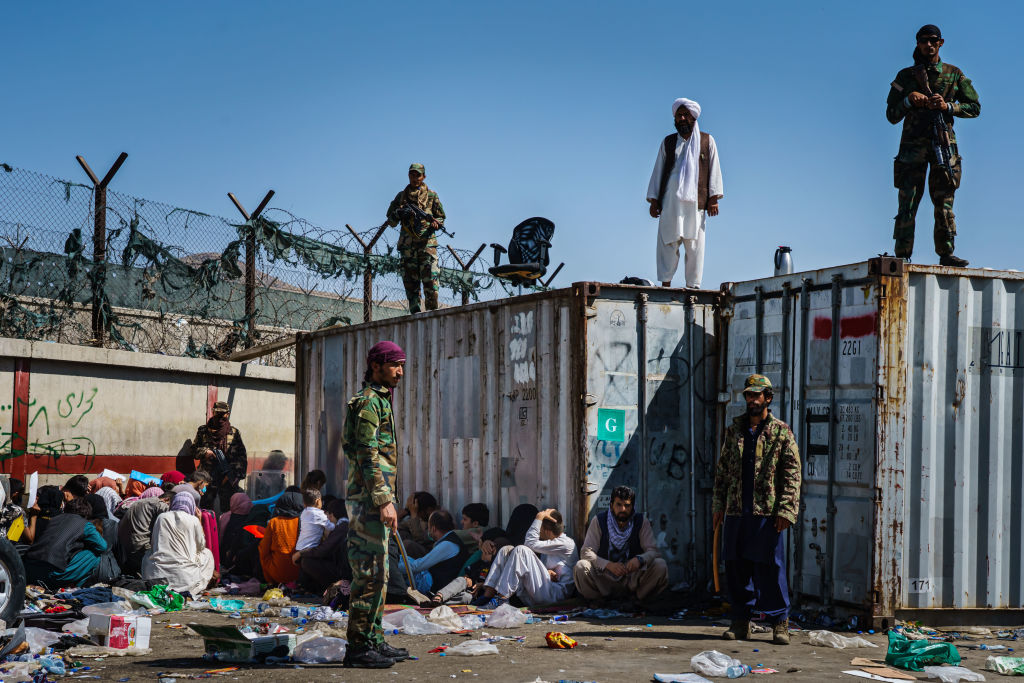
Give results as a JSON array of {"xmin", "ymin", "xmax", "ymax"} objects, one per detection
[
  {"xmin": 446, "ymin": 243, "xmax": 487, "ymax": 307},
  {"xmin": 76, "ymin": 152, "xmax": 127, "ymax": 346},
  {"xmin": 345, "ymin": 224, "xmax": 387, "ymax": 323},
  {"xmin": 227, "ymin": 190, "xmax": 274, "ymax": 348}
]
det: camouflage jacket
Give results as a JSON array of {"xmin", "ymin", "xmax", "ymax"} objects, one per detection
[
  {"xmin": 343, "ymin": 382, "xmax": 399, "ymax": 508},
  {"xmin": 712, "ymin": 412, "xmax": 801, "ymax": 525},
  {"xmin": 191, "ymin": 425, "xmax": 247, "ymax": 485},
  {"xmin": 886, "ymin": 59, "xmax": 980, "ymax": 146},
  {"xmin": 386, "ymin": 184, "xmax": 446, "ymax": 250}
]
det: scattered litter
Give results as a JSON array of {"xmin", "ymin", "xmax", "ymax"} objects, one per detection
[
  {"xmin": 189, "ymin": 623, "xmax": 297, "ymax": 662},
  {"xmin": 842, "ymin": 669, "xmax": 911, "ymax": 682},
  {"xmin": 486, "ymin": 604, "xmax": 530, "ymax": 629},
  {"xmin": 860, "ymin": 667, "xmax": 915, "ymax": 680},
  {"xmin": 67, "ymin": 644, "xmax": 152, "ymax": 657},
  {"xmin": 886, "ymin": 630, "xmax": 961, "ymax": 671},
  {"xmin": 809, "ymin": 630, "xmax": 879, "ymax": 649},
  {"xmin": 653, "ymin": 675, "xmax": 712, "ymax": 683},
  {"xmin": 446, "ymin": 640, "xmax": 499, "ymax": 656},
  {"xmin": 986, "ymin": 655, "xmax": 1024, "ymax": 675},
  {"xmin": 545, "ymin": 632, "xmax": 577, "ymax": 649},
  {"xmin": 427, "ymin": 605, "xmax": 466, "ymax": 631},
  {"xmin": 88, "ymin": 614, "xmax": 152, "ymax": 649},
  {"xmin": 384, "ymin": 609, "xmax": 449, "ymax": 635},
  {"xmin": 752, "ymin": 668, "xmax": 778, "ymax": 674},
  {"xmin": 580, "ymin": 608, "xmax": 628, "ymax": 619},
  {"xmin": 922, "ymin": 664, "xmax": 985, "ymax": 682},
  {"xmin": 690, "ymin": 650, "xmax": 742, "ymax": 678},
  {"xmin": 293, "ymin": 636, "xmax": 347, "ymax": 663},
  {"xmin": 24, "ymin": 626, "xmax": 62, "ymax": 654}
]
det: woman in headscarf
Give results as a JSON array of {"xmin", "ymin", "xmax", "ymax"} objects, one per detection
[
  {"xmin": 219, "ymin": 492, "xmax": 259, "ymax": 578},
  {"xmin": 88, "ymin": 487, "xmax": 120, "ymax": 521},
  {"xmin": 85, "ymin": 494, "xmax": 122, "ymax": 583},
  {"xmin": 258, "ymin": 490, "xmax": 303, "ymax": 585},
  {"xmin": 161, "ymin": 471, "xmax": 186, "ymax": 487},
  {"xmin": 142, "ymin": 492, "xmax": 216, "ymax": 596},
  {"xmin": 22, "ymin": 485, "xmax": 63, "ymax": 544},
  {"xmin": 24, "ymin": 497, "xmax": 107, "ymax": 588},
  {"xmin": 114, "ymin": 478, "xmax": 151, "ymax": 515}
]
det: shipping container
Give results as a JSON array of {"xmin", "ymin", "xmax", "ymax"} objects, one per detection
[
  {"xmin": 296, "ymin": 283, "xmax": 720, "ymax": 585},
  {"xmin": 721, "ymin": 257, "xmax": 1024, "ymax": 625}
]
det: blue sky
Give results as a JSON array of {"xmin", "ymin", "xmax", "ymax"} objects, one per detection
[{"xmin": 4, "ymin": 1, "xmax": 1021, "ymax": 288}]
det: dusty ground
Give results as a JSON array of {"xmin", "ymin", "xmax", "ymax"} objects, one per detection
[{"xmin": 56, "ymin": 604, "xmax": 1006, "ymax": 683}]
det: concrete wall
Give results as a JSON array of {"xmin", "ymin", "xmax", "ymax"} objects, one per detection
[{"xmin": 0, "ymin": 339, "xmax": 295, "ymax": 490}]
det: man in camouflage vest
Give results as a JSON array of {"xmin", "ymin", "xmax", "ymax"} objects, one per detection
[
  {"xmin": 886, "ymin": 24, "xmax": 980, "ymax": 266},
  {"xmin": 712, "ymin": 374, "xmax": 801, "ymax": 645},
  {"xmin": 342, "ymin": 341, "xmax": 408, "ymax": 669},
  {"xmin": 191, "ymin": 401, "xmax": 247, "ymax": 512},
  {"xmin": 386, "ymin": 163, "xmax": 446, "ymax": 314}
]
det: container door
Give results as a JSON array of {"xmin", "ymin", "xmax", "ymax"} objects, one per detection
[{"xmin": 724, "ymin": 273, "xmax": 880, "ymax": 610}]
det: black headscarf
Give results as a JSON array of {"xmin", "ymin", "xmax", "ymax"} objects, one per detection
[
  {"xmin": 35, "ymin": 486, "xmax": 64, "ymax": 516},
  {"xmin": 273, "ymin": 491, "xmax": 304, "ymax": 519},
  {"xmin": 504, "ymin": 503, "xmax": 539, "ymax": 546}
]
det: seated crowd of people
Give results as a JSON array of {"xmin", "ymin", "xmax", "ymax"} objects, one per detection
[{"xmin": 10, "ymin": 470, "xmax": 665, "ymax": 610}]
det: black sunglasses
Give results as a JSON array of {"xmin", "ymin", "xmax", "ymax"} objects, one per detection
[{"xmin": 918, "ymin": 36, "xmax": 941, "ymax": 44}]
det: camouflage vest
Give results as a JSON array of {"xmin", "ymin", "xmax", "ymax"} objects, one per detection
[{"xmin": 342, "ymin": 383, "xmax": 399, "ymax": 507}]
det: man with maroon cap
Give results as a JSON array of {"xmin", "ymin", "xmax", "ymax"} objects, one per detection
[{"xmin": 342, "ymin": 341, "xmax": 408, "ymax": 668}]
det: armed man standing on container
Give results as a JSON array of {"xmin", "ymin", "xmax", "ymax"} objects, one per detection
[
  {"xmin": 342, "ymin": 341, "xmax": 409, "ymax": 669},
  {"xmin": 887, "ymin": 24, "xmax": 980, "ymax": 267},
  {"xmin": 712, "ymin": 374, "xmax": 801, "ymax": 646},
  {"xmin": 386, "ymin": 163, "xmax": 446, "ymax": 314}
]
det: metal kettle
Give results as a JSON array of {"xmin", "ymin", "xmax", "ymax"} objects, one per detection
[{"xmin": 774, "ymin": 246, "xmax": 793, "ymax": 276}]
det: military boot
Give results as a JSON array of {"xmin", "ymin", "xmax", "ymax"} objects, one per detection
[
  {"xmin": 722, "ymin": 620, "xmax": 750, "ymax": 640},
  {"xmin": 343, "ymin": 644, "xmax": 394, "ymax": 668},
  {"xmin": 772, "ymin": 620, "xmax": 790, "ymax": 645},
  {"xmin": 939, "ymin": 254, "xmax": 969, "ymax": 268},
  {"xmin": 376, "ymin": 641, "xmax": 409, "ymax": 662}
]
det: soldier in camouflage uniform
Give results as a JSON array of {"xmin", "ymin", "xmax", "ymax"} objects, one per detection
[
  {"xmin": 386, "ymin": 163, "xmax": 446, "ymax": 314},
  {"xmin": 886, "ymin": 24, "xmax": 980, "ymax": 266},
  {"xmin": 342, "ymin": 341, "xmax": 409, "ymax": 669},
  {"xmin": 712, "ymin": 374, "xmax": 801, "ymax": 645}
]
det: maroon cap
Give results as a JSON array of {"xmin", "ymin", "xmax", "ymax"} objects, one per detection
[{"xmin": 367, "ymin": 341, "xmax": 406, "ymax": 366}]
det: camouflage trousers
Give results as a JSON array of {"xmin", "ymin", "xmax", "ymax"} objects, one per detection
[
  {"xmin": 893, "ymin": 142, "xmax": 962, "ymax": 259},
  {"xmin": 345, "ymin": 501, "xmax": 390, "ymax": 648},
  {"xmin": 400, "ymin": 246, "xmax": 439, "ymax": 313}
]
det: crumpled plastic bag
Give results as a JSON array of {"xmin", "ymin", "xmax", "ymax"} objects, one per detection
[
  {"xmin": 690, "ymin": 650, "xmax": 742, "ymax": 678},
  {"xmin": 209, "ymin": 598, "xmax": 246, "ymax": 613},
  {"xmin": 262, "ymin": 588, "xmax": 285, "ymax": 601},
  {"xmin": 446, "ymin": 640, "xmax": 499, "ymax": 656},
  {"xmin": 293, "ymin": 636, "xmax": 347, "ymax": 663},
  {"xmin": 653, "ymin": 675, "xmax": 713, "ymax": 683},
  {"xmin": 131, "ymin": 584, "xmax": 184, "ymax": 612},
  {"xmin": 62, "ymin": 618, "xmax": 89, "ymax": 635},
  {"xmin": 67, "ymin": 644, "xmax": 152, "ymax": 657},
  {"xmin": 986, "ymin": 655, "xmax": 1024, "ymax": 675},
  {"xmin": 808, "ymin": 630, "xmax": 879, "ymax": 649},
  {"xmin": 426, "ymin": 605, "xmax": 465, "ymax": 631},
  {"xmin": 382, "ymin": 608, "xmax": 449, "ymax": 634},
  {"xmin": 24, "ymin": 627, "xmax": 61, "ymax": 654},
  {"xmin": 485, "ymin": 604, "xmax": 529, "ymax": 628},
  {"xmin": 460, "ymin": 614, "xmax": 485, "ymax": 630},
  {"xmin": 886, "ymin": 629, "xmax": 961, "ymax": 671},
  {"xmin": 923, "ymin": 664, "xmax": 986, "ymax": 682},
  {"xmin": 81, "ymin": 601, "xmax": 139, "ymax": 616}
]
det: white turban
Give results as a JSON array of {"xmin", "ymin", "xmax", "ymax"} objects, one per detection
[
  {"xmin": 671, "ymin": 98, "xmax": 702, "ymax": 203},
  {"xmin": 672, "ymin": 98, "xmax": 701, "ymax": 119}
]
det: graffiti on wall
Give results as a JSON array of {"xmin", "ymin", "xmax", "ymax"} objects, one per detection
[{"xmin": 0, "ymin": 388, "xmax": 98, "ymax": 462}]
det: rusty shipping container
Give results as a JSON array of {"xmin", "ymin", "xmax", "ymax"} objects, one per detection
[
  {"xmin": 721, "ymin": 257, "xmax": 1024, "ymax": 625},
  {"xmin": 296, "ymin": 283, "xmax": 720, "ymax": 585}
]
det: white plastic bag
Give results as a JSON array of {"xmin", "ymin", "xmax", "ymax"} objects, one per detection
[
  {"xmin": 403, "ymin": 610, "xmax": 451, "ymax": 635},
  {"xmin": 808, "ymin": 630, "xmax": 878, "ymax": 649},
  {"xmin": 427, "ymin": 605, "xmax": 465, "ymax": 630},
  {"xmin": 923, "ymin": 665, "xmax": 985, "ymax": 682},
  {"xmin": 486, "ymin": 604, "xmax": 529, "ymax": 628},
  {"xmin": 61, "ymin": 618, "xmax": 89, "ymax": 634},
  {"xmin": 81, "ymin": 601, "xmax": 137, "ymax": 616},
  {"xmin": 382, "ymin": 608, "xmax": 416, "ymax": 631},
  {"xmin": 24, "ymin": 627, "xmax": 61, "ymax": 654},
  {"xmin": 986, "ymin": 656, "xmax": 1024, "ymax": 675},
  {"xmin": 446, "ymin": 640, "xmax": 499, "ymax": 656},
  {"xmin": 460, "ymin": 614, "xmax": 486, "ymax": 630},
  {"xmin": 653, "ymin": 675, "xmax": 713, "ymax": 683},
  {"xmin": 690, "ymin": 650, "xmax": 741, "ymax": 678},
  {"xmin": 294, "ymin": 636, "xmax": 347, "ymax": 663}
]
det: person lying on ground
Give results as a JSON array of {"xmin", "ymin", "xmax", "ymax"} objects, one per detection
[
  {"xmin": 295, "ymin": 488, "xmax": 335, "ymax": 552},
  {"xmin": 574, "ymin": 485, "xmax": 668, "ymax": 606},
  {"xmin": 117, "ymin": 488, "xmax": 170, "ymax": 577},
  {"xmin": 473, "ymin": 508, "xmax": 578, "ymax": 608},
  {"xmin": 399, "ymin": 510, "xmax": 470, "ymax": 595},
  {"xmin": 143, "ymin": 492, "xmax": 216, "ymax": 596},
  {"xmin": 24, "ymin": 497, "xmax": 107, "ymax": 589},
  {"xmin": 398, "ymin": 491, "xmax": 438, "ymax": 555},
  {"xmin": 294, "ymin": 497, "xmax": 351, "ymax": 597},
  {"xmin": 259, "ymin": 490, "xmax": 303, "ymax": 586}
]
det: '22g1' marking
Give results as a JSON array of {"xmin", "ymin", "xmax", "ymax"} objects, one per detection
[{"xmin": 841, "ymin": 339, "xmax": 865, "ymax": 356}]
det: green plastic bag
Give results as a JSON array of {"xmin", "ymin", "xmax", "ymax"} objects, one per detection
[
  {"xmin": 134, "ymin": 584, "xmax": 186, "ymax": 612},
  {"xmin": 987, "ymin": 656, "xmax": 1024, "ymax": 675},
  {"xmin": 885, "ymin": 629, "xmax": 961, "ymax": 671}
]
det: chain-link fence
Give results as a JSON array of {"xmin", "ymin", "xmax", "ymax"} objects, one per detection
[{"xmin": 0, "ymin": 162, "xmax": 538, "ymax": 367}]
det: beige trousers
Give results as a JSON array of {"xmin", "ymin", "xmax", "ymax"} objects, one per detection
[{"xmin": 572, "ymin": 557, "xmax": 669, "ymax": 602}]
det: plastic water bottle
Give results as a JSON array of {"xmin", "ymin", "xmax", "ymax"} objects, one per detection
[
  {"xmin": 257, "ymin": 602, "xmax": 268, "ymax": 614},
  {"xmin": 39, "ymin": 655, "xmax": 66, "ymax": 675},
  {"xmin": 774, "ymin": 246, "xmax": 793, "ymax": 276},
  {"xmin": 726, "ymin": 664, "xmax": 751, "ymax": 678}
]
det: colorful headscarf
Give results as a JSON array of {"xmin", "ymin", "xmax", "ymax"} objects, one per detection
[
  {"xmin": 170, "ymin": 492, "xmax": 197, "ymax": 515},
  {"xmin": 140, "ymin": 487, "xmax": 164, "ymax": 499},
  {"xmin": 88, "ymin": 477, "xmax": 118, "ymax": 494}
]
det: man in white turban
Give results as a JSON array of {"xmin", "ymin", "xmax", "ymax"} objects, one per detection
[{"xmin": 646, "ymin": 98, "xmax": 724, "ymax": 288}]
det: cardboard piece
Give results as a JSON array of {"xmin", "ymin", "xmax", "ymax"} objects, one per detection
[
  {"xmin": 87, "ymin": 614, "xmax": 152, "ymax": 650},
  {"xmin": 842, "ymin": 671, "xmax": 913, "ymax": 683},
  {"xmin": 862, "ymin": 668, "xmax": 915, "ymax": 681},
  {"xmin": 188, "ymin": 624, "xmax": 296, "ymax": 662},
  {"xmin": 850, "ymin": 658, "xmax": 884, "ymax": 667}
]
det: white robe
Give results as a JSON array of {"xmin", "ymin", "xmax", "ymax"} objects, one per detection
[
  {"xmin": 484, "ymin": 521, "xmax": 578, "ymax": 606},
  {"xmin": 142, "ymin": 510, "xmax": 215, "ymax": 596},
  {"xmin": 646, "ymin": 133, "xmax": 723, "ymax": 285}
]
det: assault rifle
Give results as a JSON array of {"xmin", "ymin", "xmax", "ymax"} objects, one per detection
[
  {"xmin": 913, "ymin": 65, "xmax": 955, "ymax": 184},
  {"xmin": 395, "ymin": 202, "xmax": 455, "ymax": 240}
]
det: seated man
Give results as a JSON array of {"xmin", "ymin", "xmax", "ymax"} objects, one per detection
[
  {"xmin": 402, "ymin": 510, "xmax": 470, "ymax": 594},
  {"xmin": 398, "ymin": 491, "xmax": 439, "ymax": 556},
  {"xmin": 473, "ymin": 508, "xmax": 577, "ymax": 608},
  {"xmin": 118, "ymin": 489, "xmax": 172, "ymax": 576},
  {"xmin": 432, "ymin": 535, "xmax": 509, "ymax": 606},
  {"xmin": 573, "ymin": 485, "xmax": 668, "ymax": 605}
]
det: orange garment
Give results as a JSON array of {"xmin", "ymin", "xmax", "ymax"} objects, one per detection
[{"xmin": 259, "ymin": 516, "xmax": 300, "ymax": 585}]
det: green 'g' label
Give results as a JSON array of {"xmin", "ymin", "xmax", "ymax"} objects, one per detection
[{"xmin": 596, "ymin": 408, "xmax": 626, "ymax": 442}]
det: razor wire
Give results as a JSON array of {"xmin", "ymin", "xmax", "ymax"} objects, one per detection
[{"xmin": 0, "ymin": 163, "xmax": 534, "ymax": 367}]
